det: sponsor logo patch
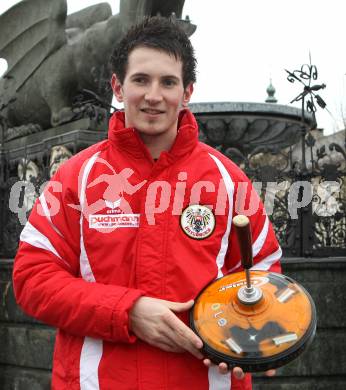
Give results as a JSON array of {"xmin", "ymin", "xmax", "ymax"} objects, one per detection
[
  {"xmin": 89, "ymin": 214, "xmax": 140, "ymax": 229},
  {"xmin": 180, "ymin": 205, "xmax": 215, "ymax": 240}
]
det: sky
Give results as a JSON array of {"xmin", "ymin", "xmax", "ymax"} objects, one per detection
[{"xmin": 0, "ymin": 0, "xmax": 345, "ymax": 135}]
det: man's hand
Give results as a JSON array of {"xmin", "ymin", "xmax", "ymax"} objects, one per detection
[
  {"xmin": 129, "ymin": 297, "xmax": 203, "ymax": 359},
  {"xmin": 203, "ymin": 359, "xmax": 276, "ymax": 378}
]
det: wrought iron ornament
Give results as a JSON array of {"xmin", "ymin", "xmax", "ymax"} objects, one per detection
[{"xmin": 285, "ymin": 56, "xmax": 326, "ymax": 126}]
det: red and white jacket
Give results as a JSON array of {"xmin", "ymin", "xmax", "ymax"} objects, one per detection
[{"xmin": 13, "ymin": 110, "xmax": 281, "ymax": 390}]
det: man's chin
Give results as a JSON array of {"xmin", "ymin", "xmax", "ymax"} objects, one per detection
[
  {"xmin": 135, "ymin": 122, "xmax": 165, "ymax": 135},
  {"xmin": 137, "ymin": 128, "xmax": 165, "ymax": 137}
]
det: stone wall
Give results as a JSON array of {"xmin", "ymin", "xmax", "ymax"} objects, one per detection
[
  {"xmin": 1, "ymin": 257, "xmax": 345, "ymax": 389},
  {"xmin": 0, "ymin": 259, "xmax": 53, "ymax": 389},
  {"xmin": 253, "ymin": 258, "xmax": 346, "ymax": 389}
]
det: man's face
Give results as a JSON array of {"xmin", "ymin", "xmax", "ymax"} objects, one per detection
[{"xmin": 111, "ymin": 47, "xmax": 193, "ymax": 141}]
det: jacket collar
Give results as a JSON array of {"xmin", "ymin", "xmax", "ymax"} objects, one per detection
[{"xmin": 107, "ymin": 109, "xmax": 199, "ymax": 162}]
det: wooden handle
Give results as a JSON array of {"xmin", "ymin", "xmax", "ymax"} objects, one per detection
[{"xmin": 232, "ymin": 215, "xmax": 253, "ymax": 269}]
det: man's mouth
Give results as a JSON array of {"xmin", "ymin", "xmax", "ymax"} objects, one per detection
[{"xmin": 140, "ymin": 108, "xmax": 165, "ymax": 115}]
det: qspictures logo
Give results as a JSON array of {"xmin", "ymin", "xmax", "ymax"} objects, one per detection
[{"xmin": 8, "ymin": 155, "xmax": 342, "ymax": 230}]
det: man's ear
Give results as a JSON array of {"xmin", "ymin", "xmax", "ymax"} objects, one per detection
[
  {"xmin": 182, "ymin": 83, "xmax": 194, "ymax": 107},
  {"xmin": 111, "ymin": 74, "xmax": 124, "ymax": 103}
]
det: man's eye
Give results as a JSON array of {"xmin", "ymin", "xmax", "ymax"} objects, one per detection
[
  {"xmin": 133, "ymin": 78, "xmax": 146, "ymax": 84},
  {"xmin": 163, "ymin": 79, "xmax": 177, "ymax": 87}
]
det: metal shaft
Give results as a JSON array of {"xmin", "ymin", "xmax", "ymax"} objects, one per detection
[{"xmin": 245, "ymin": 268, "xmax": 251, "ymax": 289}]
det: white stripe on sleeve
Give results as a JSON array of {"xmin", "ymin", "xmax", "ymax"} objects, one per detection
[
  {"xmin": 208, "ymin": 153, "xmax": 235, "ymax": 278},
  {"xmin": 20, "ymin": 221, "xmax": 72, "ymax": 269},
  {"xmin": 251, "ymin": 247, "xmax": 282, "ymax": 271},
  {"xmin": 227, "ymin": 215, "xmax": 273, "ymax": 273},
  {"xmin": 79, "ymin": 152, "xmax": 100, "ymax": 283},
  {"xmin": 20, "ymin": 221, "xmax": 62, "ymax": 259},
  {"xmin": 39, "ymin": 192, "xmax": 64, "ymax": 237},
  {"xmin": 252, "ymin": 215, "xmax": 269, "ymax": 257},
  {"xmin": 80, "ymin": 337, "xmax": 103, "ymax": 390}
]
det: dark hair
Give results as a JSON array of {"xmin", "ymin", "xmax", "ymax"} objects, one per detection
[{"xmin": 109, "ymin": 16, "xmax": 197, "ymax": 88}]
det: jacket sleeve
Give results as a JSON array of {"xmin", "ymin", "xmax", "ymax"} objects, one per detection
[
  {"xmin": 224, "ymin": 172, "xmax": 282, "ymax": 274},
  {"xmin": 13, "ymin": 168, "xmax": 144, "ymax": 343}
]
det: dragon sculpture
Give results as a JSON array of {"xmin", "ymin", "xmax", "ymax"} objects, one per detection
[{"xmin": 0, "ymin": 0, "xmax": 195, "ymax": 133}]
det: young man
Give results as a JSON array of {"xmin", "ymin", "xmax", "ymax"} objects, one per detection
[{"xmin": 13, "ymin": 17, "xmax": 281, "ymax": 389}]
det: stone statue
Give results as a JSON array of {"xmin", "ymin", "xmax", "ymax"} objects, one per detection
[
  {"xmin": 49, "ymin": 145, "xmax": 73, "ymax": 177},
  {"xmin": 17, "ymin": 159, "xmax": 40, "ymax": 212},
  {"xmin": 0, "ymin": 0, "xmax": 195, "ymax": 132}
]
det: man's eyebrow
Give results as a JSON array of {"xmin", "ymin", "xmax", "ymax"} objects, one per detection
[
  {"xmin": 129, "ymin": 72, "xmax": 149, "ymax": 78},
  {"xmin": 162, "ymin": 75, "xmax": 180, "ymax": 80},
  {"xmin": 129, "ymin": 73, "xmax": 180, "ymax": 80}
]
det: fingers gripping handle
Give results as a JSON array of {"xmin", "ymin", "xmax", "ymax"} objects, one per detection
[{"xmin": 232, "ymin": 215, "xmax": 253, "ymax": 270}]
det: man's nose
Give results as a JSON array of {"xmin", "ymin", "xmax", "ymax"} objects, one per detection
[{"xmin": 144, "ymin": 82, "xmax": 163, "ymax": 104}]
